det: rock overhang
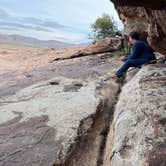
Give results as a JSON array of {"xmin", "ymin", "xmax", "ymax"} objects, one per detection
[
  {"xmin": 110, "ymin": 0, "xmax": 166, "ymax": 55},
  {"xmin": 110, "ymin": 0, "xmax": 166, "ymax": 9}
]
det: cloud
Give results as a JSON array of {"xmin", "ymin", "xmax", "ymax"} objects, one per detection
[
  {"xmin": 0, "ymin": 21, "xmax": 54, "ymax": 32},
  {"xmin": 0, "ymin": 8, "xmax": 10, "ymax": 18},
  {"xmin": 0, "ymin": 26, "xmax": 18, "ymax": 31},
  {"xmin": 0, "ymin": 8, "xmax": 70, "ymax": 32},
  {"xmin": 18, "ymin": 17, "xmax": 69, "ymax": 30},
  {"xmin": 0, "ymin": 8, "xmax": 87, "ymax": 43},
  {"xmin": 18, "ymin": 17, "xmax": 43, "ymax": 24},
  {"xmin": 41, "ymin": 20, "xmax": 67, "ymax": 29}
]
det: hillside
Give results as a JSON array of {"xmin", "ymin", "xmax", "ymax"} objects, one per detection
[{"xmin": 0, "ymin": 34, "xmax": 75, "ymax": 48}]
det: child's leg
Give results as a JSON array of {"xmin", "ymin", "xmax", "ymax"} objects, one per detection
[{"xmin": 116, "ymin": 58, "xmax": 149, "ymax": 78}]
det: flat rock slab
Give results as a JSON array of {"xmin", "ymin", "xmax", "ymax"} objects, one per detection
[
  {"xmin": 0, "ymin": 52, "xmax": 121, "ymax": 97},
  {"xmin": 0, "ymin": 75, "xmax": 118, "ymax": 166},
  {"xmin": 0, "ymin": 47, "xmax": 121, "ymax": 166}
]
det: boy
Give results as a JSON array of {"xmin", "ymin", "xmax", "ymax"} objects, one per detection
[{"xmin": 113, "ymin": 32, "xmax": 156, "ymax": 79}]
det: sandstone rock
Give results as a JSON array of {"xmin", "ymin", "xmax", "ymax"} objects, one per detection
[
  {"xmin": 0, "ymin": 74, "xmax": 119, "ymax": 166},
  {"xmin": 104, "ymin": 64, "xmax": 166, "ymax": 166},
  {"xmin": 0, "ymin": 40, "xmax": 124, "ymax": 166},
  {"xmin": 126, "ymin": 67, "xmax": 140, "ymax": 82},
  {"xmin": 72, "ymin": 37, "xmax": 122, "ymax": 58},
  {"xmin": 0, "ymin": 42, "xmax": 123, "ymax": 165},
  {"xmin": 115, "ymin": 6, "xmax": 149, "ymax": 41},
  {"xmin": 0, "ymin": 50, "xmax": 121, "ymax": 97},
  {"xmin": 111, "ymin": 0, "xmax": 166, "ymax": 55},
  {"xmin": 111, "ymin": 0, "xmax": 166, "ymax": 9}
]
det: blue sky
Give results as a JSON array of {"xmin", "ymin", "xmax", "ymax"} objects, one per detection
[{"xmin": 0, "ymin": 0, "xmax": 123, "ymax": 43}]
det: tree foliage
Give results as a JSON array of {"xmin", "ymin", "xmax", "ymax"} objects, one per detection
[{"xmin": 89, "ymin": 13, "xmax": 117, "ymax": 41}]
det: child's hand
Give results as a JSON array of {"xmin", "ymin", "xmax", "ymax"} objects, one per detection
[{"xmin": 118, "ymin": 56, "xmax": 126, "ymax": 61}]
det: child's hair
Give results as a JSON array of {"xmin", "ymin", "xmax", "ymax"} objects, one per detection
[{"xmin": 129, "ymin": 31, "xmax": 139, "ymax": 40}]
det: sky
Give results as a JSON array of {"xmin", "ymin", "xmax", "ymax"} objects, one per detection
[{"xmin": 0, "ymin": 0, "xmax": 123, "ymax": 44}]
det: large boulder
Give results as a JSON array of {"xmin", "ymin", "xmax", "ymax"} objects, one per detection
[
  {"xmin": 111, "ymin": 0, "xmax": 166, "ymax": 9},
  {"xmin": 72, "ymin": 37, "xmax": 122, "ymax": 57},
  {"xmin": 0, "ymin": 73, "xmax": 119, "ymax": 166},
  {"xmin": 111, "ymin": 0, "xmax": 166, "ymax": 55},
  {"xmin": 0, "ymin": 38, "xmax": 124, "ymax": 165},
  {"xmin": 0, "ymin": 42, "xmax": 123, "ymax": 166},
  {"xmin": 104, "ymin": 64, "xmax": 166, "ymax": 165}
]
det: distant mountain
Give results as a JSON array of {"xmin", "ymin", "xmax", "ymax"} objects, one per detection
[
  {"xmin": 0, "ymin": 34, "xmax": 75, "ymax": 48},
  {"xmin": 79, "ymin": 42, "xmax": 92, "ymax": 46}
]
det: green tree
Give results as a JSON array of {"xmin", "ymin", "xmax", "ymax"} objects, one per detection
[{"xmin": 89, "ymin": 13, "xmax": 117, "ymax": 41}]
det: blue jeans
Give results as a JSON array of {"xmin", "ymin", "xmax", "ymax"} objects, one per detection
[{"xmin": 116, "ymin": 58, "xmax": 150, "ymax": 78}]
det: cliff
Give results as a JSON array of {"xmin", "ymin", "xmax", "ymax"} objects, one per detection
[
  {"xmin": 103, "ymin": 1, "xmax": 166, "ymax": 165},
  {"xmin": 104, "ymin": 64, "xmax": 166, "ymax": 166},
  {"xmin": 111, "ymin": 0, "xmax": 166, "ymax": 55}
]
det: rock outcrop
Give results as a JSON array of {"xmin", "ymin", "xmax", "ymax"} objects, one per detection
[
  {"xmin": 0, "ymin": 48, "xmax": 123, "ymax": 166},
  {"xmin": 104, "ymin": 64, "xmax": 166, "ymax": 166},
  {"xmin": 0, "ymin": 77, "xmax": 118, "ymax": 166},
  {"xmin": 74, "ymin": 37, "xmax": 122, "ymax": 56},
  {"xmin": 0, "ymin": 76, "xmax": 120, "ymax": 166},
  {"xmin": 111, "ymin": 0, "xmax": 166, "ymax": 55},
  {"xmin": 111, "ymin": 0, "xmax": 166, "ymax": 9},
  {"xmin": 51, "ymin": 37, "xmax": 122, "ymax": 61}
]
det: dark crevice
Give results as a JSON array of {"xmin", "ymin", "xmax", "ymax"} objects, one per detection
[
  {"xmin": 97, "ymin": 78, "xmax": 125, "ymax": 166},
  {"xmin": 52, "ymin": 77, "xmax": 126, "ymax": 166}
]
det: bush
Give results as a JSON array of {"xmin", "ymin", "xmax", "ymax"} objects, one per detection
[{"xmin": 89, "ymin": 13, "xmax": 118, "ymax": 41}]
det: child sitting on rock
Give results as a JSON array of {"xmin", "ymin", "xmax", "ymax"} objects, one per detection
[{"xmin": 112, "ymin": 31, "xmax": 156, "ymax": 79}]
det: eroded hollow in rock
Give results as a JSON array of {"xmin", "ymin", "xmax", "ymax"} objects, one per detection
[
  {"xmin": 63, "ymin": 82, "xmax": 83, "ymax": 92},
  {"xmin": 49, "ymin": 81, "xmax": 60, "ymax": 85}
]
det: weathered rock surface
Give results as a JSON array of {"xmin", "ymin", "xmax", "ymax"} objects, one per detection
[
  {"xmin": 104, "ymin": 64, "xmax": 166, "ymax": 166},
  {"xmin": 0, "ymin": 41, "xmax": 122, "ymax": 97},
  {"xmin": 52, "ymin": 37, "xmax": 122, "ymax": 61},
  {"xmin": 0, "ymin": 46, "xmax": 123, "ymax": 166},
  {"xmin": 111, "ymin": 0, "xmax": 166, "ymax": 9},
  {"xmin": 0, "ymin": 50, "xmax": 121, "ymax": 97},
  {"xmin": 0, "ymin": 75, "xmax": 120, "ymax": 166},
  {"xmin": 111, "ymin": 0, "xmax": 166, "ymax": 55}
]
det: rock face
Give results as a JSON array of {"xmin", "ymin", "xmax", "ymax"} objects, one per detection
[
  {"xmin": 0, "ymin": 76, "xmax": 120, "ymax": 166},
  {"xmin": 0, "ymin": 48, "xmax": 122, "ymax": 166},
  {"xmin": 0, "ymin": 50, "xmax": 121, "ymax": 97},
  {"xmin": 111, "ymin": 0, "xmax": 166, "ymax": 55},
  {"xmin": 104, "ymin": 64, "xmax": 166, "ymax": 166},
  {"xmin": 72, "ymin": 37, "xmax": 122, "ymax": 57},
  {"xmin": 50, "ymin": 37, "xmax": 122, "ymax": 62},
  {"xmin": 111, "ymin": 0, "xmax": 166, "ymax": 9}
]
